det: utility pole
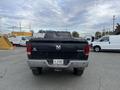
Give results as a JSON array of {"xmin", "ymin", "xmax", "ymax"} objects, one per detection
[
  {"xmin": 0, "ymin": 17, "xmax": 2, "ymax": 33},
  {"xmin": 19, "ymin": 22, "xmax": 22, "ymax": 32},
  {"xmin": 113, "ymin": 15, "xmax": 115, "ymax": 32},
  {"xmin": 29, "ymin": 23, "xmax": 31, "ymax": 31},
  {"xmin": 11, "ymin": 26, "xmax": 15, "ymax": 32}
]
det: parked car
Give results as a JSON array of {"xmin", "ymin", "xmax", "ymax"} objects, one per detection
[
  {"xmin": 92, "ymin": 35, "xmax": 120, "ymax": 52},
  {"xmin": 26, "ymin": 31, "xmax": 90, "ymax": 76},
  {"xmin": 8, "ymin": 36, "xmax": 31, "ymax": 46}
]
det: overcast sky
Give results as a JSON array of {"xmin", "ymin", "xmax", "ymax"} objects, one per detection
[{"xmin": 0, "ymin": 0, "xmax": 120, "ymax": 34}]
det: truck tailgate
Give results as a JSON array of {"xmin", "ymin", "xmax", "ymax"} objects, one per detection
[{"xmin": 28, "ymin": 40, "xmax": 88, "ymax": 60}]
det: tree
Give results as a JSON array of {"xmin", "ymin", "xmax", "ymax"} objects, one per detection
[
  {"xmin": 30, "ymin": 30, "xmax": 34, "ymax": 36},
  {"xmin": 30, "ymin": 30, "xmax": 34, "ymax": 33},
  {"xmin": 72, "ymin": 31, "xmax": 79, "ymax": 37},
  {"xmin": 109, "ymin": 31, "xmax": 113, "ymax": 35},
  {"xmin": 105, "ymin": 31, "xmax": 109, "ymax": 35},
  {"xmin": 114, "ymin": 23, "xmax": 120, "ymax": 35},
  {"xmin": 102, "ymin": 31, "xmax": 106, "ymax": 36},
  {"xmin": 95, "ymin": 31, "xmax": 102, "ymax": 39}
]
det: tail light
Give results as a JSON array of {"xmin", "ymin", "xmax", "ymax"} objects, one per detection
[
  {"xmin": 27, "ymin": 44, "xmax": 32, "ymax": 55},
  {"xmin": 84, "ymin": 45, "xmax": 90, "ymax": 56}
]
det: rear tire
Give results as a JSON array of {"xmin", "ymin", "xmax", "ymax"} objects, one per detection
[
  {"xmin": 31, "ymin": 67, "xmax": 42, "ymax": 76},
  {"xmin": 73, "ymin": 68, "xmax": 84, "ymax": 76},
  {"xmin": 94, "ymin": 46, "xmax": 101, "ymax": 52},
  {"xmin": 11, "ymin": 42, "xmax": 13, "ymax": 45}
]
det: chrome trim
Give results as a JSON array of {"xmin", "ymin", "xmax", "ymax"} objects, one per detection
[{"xmin": 27, "ymin": 60, "xmax": 89, "ymax": 68}]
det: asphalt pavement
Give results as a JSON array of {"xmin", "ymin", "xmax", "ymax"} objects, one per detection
[{"xmin": 0, "ymin": 47, "xmax": 120, "ymax": 90}]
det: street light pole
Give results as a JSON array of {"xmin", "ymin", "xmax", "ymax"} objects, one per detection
[{"xmin": 113, "ymin": 15, "xmax": 115, "ymax": 32}]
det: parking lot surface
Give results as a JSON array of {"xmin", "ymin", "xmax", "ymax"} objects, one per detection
[{"xmin": 0, "ymin": 47, "xmax": 120, "ymax": 90}]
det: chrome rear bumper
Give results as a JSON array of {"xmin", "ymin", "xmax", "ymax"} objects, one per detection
[{"xmin": 27, "ymin": 60, "xmax": 89, "ymax": 68}]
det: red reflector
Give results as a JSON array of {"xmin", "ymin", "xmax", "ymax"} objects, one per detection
[
  {"xmin": 84, "ymin": 45, "xmax": 90, "ymax": 56},
  {"xmin": 27, "ymin": 44, "xmax": 32, "ymax": 55}
]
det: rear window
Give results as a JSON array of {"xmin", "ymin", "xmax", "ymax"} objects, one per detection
[{"xmin": 44, "ymin": 32, "xmax": 72, "ymax": 39}]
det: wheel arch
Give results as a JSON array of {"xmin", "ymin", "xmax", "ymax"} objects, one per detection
[{"xmin": 93, "ymin": 45, "xmax": 101, "ymax": 49}]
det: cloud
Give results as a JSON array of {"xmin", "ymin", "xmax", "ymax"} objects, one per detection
[
  {"xmin": 0, "ymin": 0, "xmax": 120, "ymax": 34},
  {"xmin": 86, "ymin": 0, "xmax": 119, "ymax": 25}
]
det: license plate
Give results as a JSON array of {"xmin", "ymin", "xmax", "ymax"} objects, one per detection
[{"xmin": 53, "ymin": 59, "xmax": 64, "ymax": 65}]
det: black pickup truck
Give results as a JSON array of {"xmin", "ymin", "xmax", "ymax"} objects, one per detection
[{"xmin": 26, "ymin": 31, "xmax": 90, "ymax": 76}]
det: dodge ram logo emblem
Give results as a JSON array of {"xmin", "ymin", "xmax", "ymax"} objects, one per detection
[{"xmin": 56, "ymin": 45, "xmax": 61, "ymax": 50}]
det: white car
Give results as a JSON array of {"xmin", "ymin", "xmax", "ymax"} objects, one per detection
[
  {"xmin": 92, "ymin": 35, "xmax": 120, "ymax": 52},
  {"xmin": 8, "ymin": 36, "xmax": 31, "ymax": 46}
]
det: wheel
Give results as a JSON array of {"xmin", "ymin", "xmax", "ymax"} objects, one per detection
[
  {"xmin": 31, "ymin": 67, "xmax": 42, "ymax": 76},
  {"xmin": 11, "ymin": 42, "xmax": 13, "ymax": 45},
  {"xmin": 94, "ymin": 46, "xmax": 101, "ymax": 52},
  {"xmin": 73, "ymin": 68, "xmax": 84, "ymax": 76}
]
